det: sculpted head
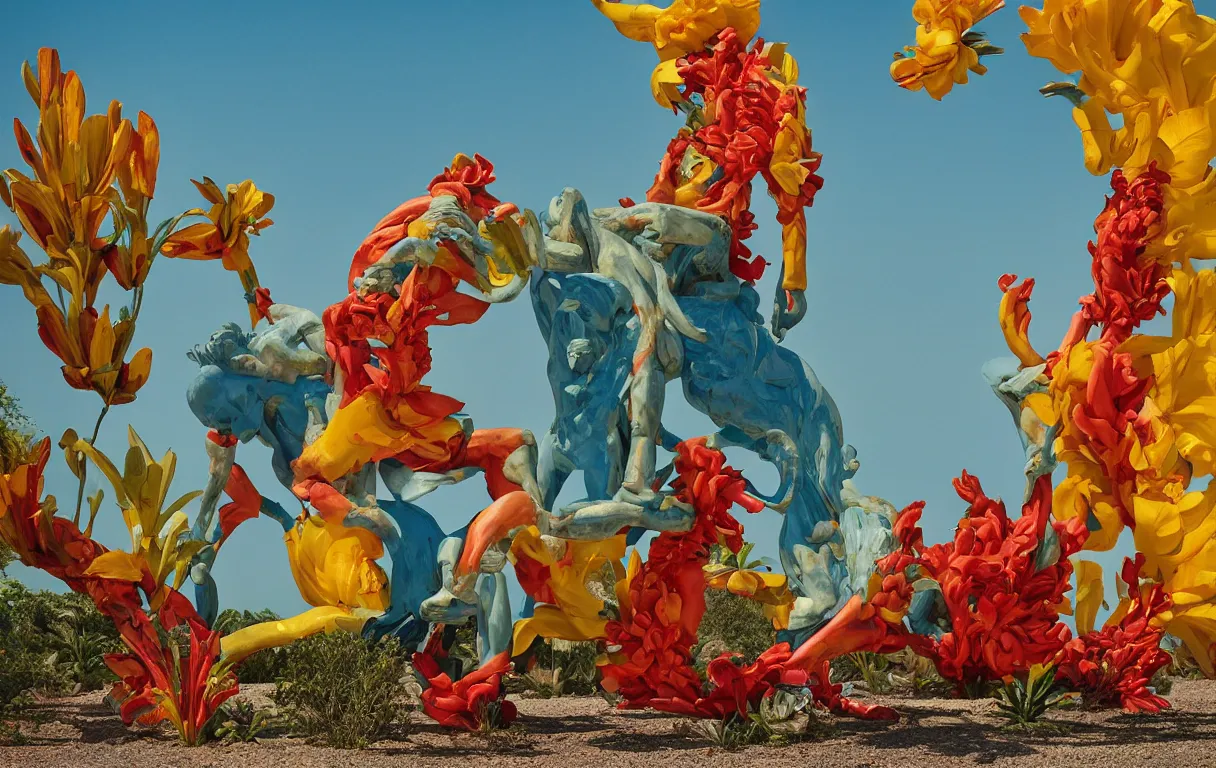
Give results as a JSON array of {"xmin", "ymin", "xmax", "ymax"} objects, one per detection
[{"xmin": 186, "ymin": 365, "xmax": 265, "ymax": 443}]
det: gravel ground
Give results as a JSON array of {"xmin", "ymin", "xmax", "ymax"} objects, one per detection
[{"xmin": 3, "ymin": 680, "xmax": 1216, "ymax": 768}]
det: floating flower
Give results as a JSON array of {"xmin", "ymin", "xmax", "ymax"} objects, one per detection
[
  {"xmin": 591, "ymin": 0, "xmax": 761, "ymax": 62},
  {"xmin": 1023, "ymin": 0, "xmax": 1216, "ymax": 189},
  {"xmin": 162, "ymin": 177, "xmax": 275, "ymax": 327},
  {"xmin": 891, "ymin": 0, "xmax": 1006, "ymax": 100},
  {"xmin": 284, "ymin": 512, "xmax": 390, "ymax": 612}
]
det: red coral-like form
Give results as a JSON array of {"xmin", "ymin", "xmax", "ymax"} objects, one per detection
[
  {"xmin": 1055, "ymin": 555, "xmax": 1173, "ymax": 713},
  {"xmin": 412, "ymin": 650, "xmax": 518, "ymax": 730},
  {"xmin": 600, "ymin": 438, "xmax": 763, "ymax": 715},
  {"xmin": 600, "ymin": 439, "xmax": 895, "ymax": 720},
  {"xmin": 881, "ymin": 474, "xmax": 1088, "ymax": 688},
  {"xmin": 1078, "ymin": 166, "xmax": 1171, "ymax": 346},
  {"xmin": 647, "ymin": 28, "xmax": 823, "ymax": 284}
]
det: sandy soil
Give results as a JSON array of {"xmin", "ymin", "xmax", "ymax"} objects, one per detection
[{"xmin": 3, "ymin": 680, "xmax": 1216, "ymax": 768}]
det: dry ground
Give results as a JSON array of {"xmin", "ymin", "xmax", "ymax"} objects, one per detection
[{"xmin": 3, "ymin": 680, "xmax": 1216, "ymax": 768}]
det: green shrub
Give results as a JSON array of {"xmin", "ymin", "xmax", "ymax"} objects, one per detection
[
  {"xmin": 510, "ymin": 639, "xmax": 599, "ymax": 697},
  {"xmin": 211, "ymin": 699, "xmax": 283, "ymax": 743},
  {"xmin": 272, "ymin": 632, "xmax": 412, "ymax": 748},
  {"xmin": 694, "ymin": 588, "xmax": 774, "ymax": 666},
  {"xmin": 885, "ymin": 648, "xmax": 952, "ymax": 697},
  {"xmin": 0, "ymin": 579, "xmax": 121, "ymax": 703},
  {"xmin": 214, "ymin": 609, "xmax": 288, "ymax": 684}
]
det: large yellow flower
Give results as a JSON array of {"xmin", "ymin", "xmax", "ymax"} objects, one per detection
[
  {"xmin": 1022, "ymin": 0, "xmax": 1216, "ymax": 187},
  {"xmin": 509, "ymin": 526, "xmax": 627, "ymax": 652},
  {"xmin": 285, "ymin": 513, "xmax": 390, "ymax": 612}
]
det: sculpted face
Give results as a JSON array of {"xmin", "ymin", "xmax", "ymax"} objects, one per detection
[{"xmin": 187, "ymin": 366, "xmax": 265, "ymax": 443}]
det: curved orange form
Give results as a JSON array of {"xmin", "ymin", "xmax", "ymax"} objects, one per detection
[
  {"xmin": 455, "ymin": 490, "xmax": 536, "ymax": 580},
  {"xmin": 346, "ymin": 196, "xmax": 431, "ymax": 290}
]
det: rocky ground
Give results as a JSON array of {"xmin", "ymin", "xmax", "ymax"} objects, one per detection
[{"xmin": 3, "ymin": 680, "xmax": 1216, "ymax": 768}]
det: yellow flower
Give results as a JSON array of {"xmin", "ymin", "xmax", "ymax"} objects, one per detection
[
  {"xmin": 1053, "ymin": 464, "xmax": 1124, "ymax": 551},
  {"xmin": 162, "ymin": 177, "xmax": 274, "ymax": 327},
  {"xmin": 106, "ymin": 111, "xmax": 163, "ymax": 290},
  {"xmin": 7, "ymin": 49, "xmax": 131, "ymax": 258},
  {"xmin": 1147, "ymin": 333, "xmax": 1216, "ymax": 478},
  {"xmin": 0, "ymin": 229, "xmax": 154, "ymax": 404},
  {"xmin": 285, "ymin": 514, "xmax": 390, "ymax": 612},
  {"xmin": 891, "ymin": 0, "xmax": 1007, "ymax": 100},
  {"xmin": 74, "ymin": 427, "xmax": 205, "ymax": 597},
  {"xmin": 1073, "ymin": 559, "xmax": 1106, "ymax": 635},
  {"xmin": 509, "ymin": 526, "xmax": 627, "ymax": 652},
  {"xmin": 591, "ymin": 0, "xmax": 761, "ymax": 61},
  {"xmin": 1153, "ymin": 177, "xmax": 1216, "ymax": 265},
  {"xmin": 997, "ymin": 275, "xmax": 1047, "ymax": 368},
  {"xmin": 1022, "ymin": 0, "xmax": 1216, "ymax": 186}
]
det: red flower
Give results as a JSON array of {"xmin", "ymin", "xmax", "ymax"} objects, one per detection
[
  {"xmin": 882, "ymin": 474, "xmax": 1088, "ymax": 689},
  {"xmin": 1055, "ymin": 556, "xmax": 1172, "ymax": 713},
  {"xmin": 412, "ymin": 650, "xmax": 518, "ymax": 730}
]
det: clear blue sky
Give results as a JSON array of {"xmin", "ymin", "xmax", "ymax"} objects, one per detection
[{"xmin": 5, "ymin": 0, "xmax": 1183, "ymax": 619}]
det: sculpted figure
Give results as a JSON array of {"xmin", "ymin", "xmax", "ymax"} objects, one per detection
[{"xmin": 532, "ymin": 191, "xmax": 897, "ymax": 648}]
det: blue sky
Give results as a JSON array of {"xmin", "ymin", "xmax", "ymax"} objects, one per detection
[{"xmin": 2, "ymin": 0, "xmax": 1173, "ymax": 620}]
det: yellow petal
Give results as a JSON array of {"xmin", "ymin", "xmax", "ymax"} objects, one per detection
[
  {"xmin": 83, "ymin": 550, "xmax": 145, "ymax": 581},
  {"xmin": 1073, "ymin": 559, "xmax": 1105, "ymax": 636}
]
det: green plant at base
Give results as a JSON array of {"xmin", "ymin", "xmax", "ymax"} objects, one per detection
[
  {"xmin": 468, "ymin": 700, "xmax": 533, "ymax": 751},
  {"xmin": 212, "ymin": 699, "xmax": 281, "ymax": 743},
  {"xmin": 694, "ymin": 588, "xmax": 774, "ymax": 666},
  {"xmin": 512, "ymin": 639, "xmax": 599, "ymax": 698},
  {"xmin": 46, "ymin": 605, "xmax": 119, "ymax": 692},
  {"xmin": 963, "ymin": 677, "xmax": 1000, "ymax": 700},
  {"xmin": 1164, "ymin": 635, "xmax": 1205, "ymax": 680},
  {"xmin": 697, "ymin": 715, "xmax": 777, "ymax": 750},
  {"xmin": 841, "ymin": 651, "xmax": 892, "ymax": 694},
  {"xmin": 886, "ymin": 648, "xmax": 952, "ymax": 697},
  {"xmin": 272, "ymin": 632, "xmax": 411, "ymax": 749},
  {"xmin": 995, "ymin": 664, "xmax": 1069, "ymax": 727}
]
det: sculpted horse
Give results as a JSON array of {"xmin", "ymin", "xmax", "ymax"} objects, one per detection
[{"xmin": 530, "ymin": 189, "xmax": 897, "ymax": 648}]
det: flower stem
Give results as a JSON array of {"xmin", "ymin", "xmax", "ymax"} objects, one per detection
[{"xmin": 73, "ymin": 401, "xmax": 110, "ymax": 527}]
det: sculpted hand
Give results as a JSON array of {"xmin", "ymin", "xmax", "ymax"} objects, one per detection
[{"xmin": 772, "ymin": 287, "xmax": 807, "ymax": 342}]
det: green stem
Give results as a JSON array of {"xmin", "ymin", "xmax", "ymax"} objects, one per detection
[{"xmin": 73, "ymin": 402, "xmax": 110, "ymax": 526}]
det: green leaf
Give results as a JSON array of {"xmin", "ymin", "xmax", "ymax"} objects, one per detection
[{"xmin": 1040, "ymin": 82, "xmax": 1088, "ymax": 108}]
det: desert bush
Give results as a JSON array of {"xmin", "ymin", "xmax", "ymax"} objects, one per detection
[
  {"xmin": 214, "ymin": 609, "xmax": 289, "ymax": 684},
  {"xmin": 0, "ymin": 579, "xmax": 122, "ymax": 703},
  {"xmin": 512, "ymin": 639, "xmax": 599, "ymax": 697},
  {"xmin": 695, "ymin": 588, "xmax": 774, "ymax": 666},
  {"xmin": 885, "ymin": 648, "xmax": 952, "ymax": 697},
  {"xmin": 273, "ymin": 632, "xmax": 412, "ymax": 748},
  {"xmin": 836, "ymin": 651, "xmax": 892, "ymax": 694},
  {"xmin": 211, "ymin": 699, "xmax": 283, "ymax": 743},
  {"xmin": 1165, "ymin": 636, "xmax": 1205, "ymax": 680}
]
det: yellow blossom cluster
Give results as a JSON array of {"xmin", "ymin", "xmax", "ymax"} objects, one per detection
[{"xmin": 891, "ymin": 0, "xmax": 1008, "ymax": 99}]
